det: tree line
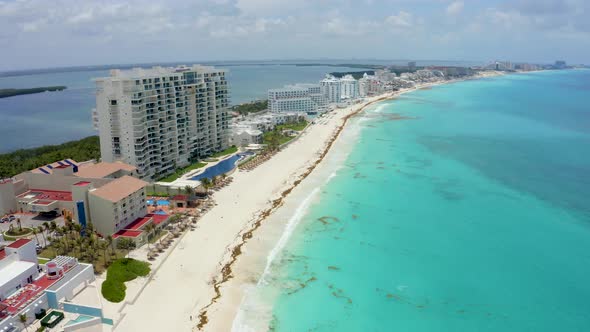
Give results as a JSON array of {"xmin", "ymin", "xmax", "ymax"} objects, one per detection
[{"xmin": 0, "ymin": 136, "xmax": 101, "ymax": 178}]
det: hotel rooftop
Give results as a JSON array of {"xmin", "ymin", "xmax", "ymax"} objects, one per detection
[
  {"xmin": 74, "ymin": 162, "xmax": 137, "ymax": 179},
  {"xmin": 89, "ymin": 175, "xmax": 148, "ymax": 203}
]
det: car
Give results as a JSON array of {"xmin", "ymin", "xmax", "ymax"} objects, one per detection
[
  {"xmin": 8, "ymin": 215, "xmax": 16, "ymax": 221},
  {"xmin": 0, "ymin": 217, "xmax": 8, "ymax": 223}
]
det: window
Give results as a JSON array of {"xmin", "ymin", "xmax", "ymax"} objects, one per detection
[{"xmin": 111, "ymin": 100, "xmax": 117, "ymax": 105}]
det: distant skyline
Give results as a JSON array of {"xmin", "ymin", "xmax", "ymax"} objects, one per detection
[{"xmin": 1, "ymin": 0, "xmax": 588, "ymax": 71}]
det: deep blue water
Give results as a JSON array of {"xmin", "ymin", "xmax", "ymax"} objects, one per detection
[
  {"xmin": 190, "ymin": 153, "xmax": 250, "ymax": 181},
  {"xmin": 236, "ymin": 70, "xmax": 590, "ymax": 331},
  {"xmin": 0, "ymin": 64, "xmax": 371, "ymax": 152}
]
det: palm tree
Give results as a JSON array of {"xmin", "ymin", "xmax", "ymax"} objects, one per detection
[
  {"xmin": 86, "ymin": 221, "xmax": 95, "ymax": 237},
  {"xmin": 144, "ymin": 223, "xmax": 156, "ymax": 251},
  {"xmin": 184, "ymin": 185, "xmax": 194, "ymax": 198},
  {"xmin": 99, "ymin": 241, "xmax": 109, "ymax": 267},
  {"xmin": 106, "ymin": 235, "xmax": 115, "ymax": 257},
  {"xmin": 32, "ymin": 228, "xmax": 40, "ymax": 247},
  {"xmin": 19, "ymin": 313, "xmax": 28, "ymax": 331},
  {"xmin": 43, "ymin": 221, "xmax": 50, "ymax": 243},
  {"xmin": 117, "ymin": 238, "xmax": 135, "ymax": 258},
  {"xmin": 47, "ymin": 236, "xmax": 54, "ymax": 257},
  {"xmin": 200, "ymin": 178, "xmax": 211, "ymax": 194}
]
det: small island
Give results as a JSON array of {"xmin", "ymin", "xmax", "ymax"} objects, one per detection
[{"xmin": 0, "ymin": 85, "xmax": 67, "ymax": 98}]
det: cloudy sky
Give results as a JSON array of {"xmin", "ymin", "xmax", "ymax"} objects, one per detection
[{"xmin": 1, "ymin": 0, "xmax": 588, "ymax": 70}]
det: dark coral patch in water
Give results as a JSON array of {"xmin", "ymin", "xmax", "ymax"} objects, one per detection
[{"xmin": 318, "ymin": 216, "xmax": 339, "ymax": 225}]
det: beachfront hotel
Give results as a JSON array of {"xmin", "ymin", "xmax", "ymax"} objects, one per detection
[
  {"xmin": 339, "ymin": 74, "xmax": 360, "ymax": 100},
  {"xmin": 319, "ymin": 75, "xmax": 342, "ymax": 103},
  {"xmin": 268, "ymin": 84, "xmax": 327, "ymax": 114},
  {"xmin": 0, "ymin": 160, "xmax": 168, "ymax": 244},
  {"xmin": 93, "ymin": 65, "xmax": 230, "ymax": 181}
]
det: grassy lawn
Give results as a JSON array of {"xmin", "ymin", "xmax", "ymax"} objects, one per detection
[
  {"xmin": 101, "ymin": 258, "xmax": 150, "ymax": 303},
  {"xmin": 37, "ymin": 257, "xmax": 51, "ymax": 264},
  {"xmin": 158, "ymin": 162, "xmax": 207, "ymax": 182},
  {"xmin": 276, "ymin": 120, "xmax": 308, "ymax": 131},
  {"xmin": 263, "ymin": 132, "xmax": 295, "ymax": 146},
  {"xmin": 210, "ymin": 145, "xmax": 238, "ymax": 158}
]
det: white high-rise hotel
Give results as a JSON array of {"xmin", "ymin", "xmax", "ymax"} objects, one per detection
[
  {"xmin": 268, "ymin": 84, "xmax": 327, "ymax": 113},
  {"xmin": 93, "ymin": 65, "xmax": 230, "ymax": 181}
]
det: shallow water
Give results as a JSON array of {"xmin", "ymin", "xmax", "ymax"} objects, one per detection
[{"xmin": 236, "ymin": 70, "xmax": 590, "ymax": 331}]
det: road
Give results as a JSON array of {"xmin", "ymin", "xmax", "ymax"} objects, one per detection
[{"xmin": 0, "ymin": 213, "xmax": 66, "ymax": 246}]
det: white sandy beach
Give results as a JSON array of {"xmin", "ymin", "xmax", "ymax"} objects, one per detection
[{"xmin": 112, "ymin": 73, "xmax": 502, "ymax": 332}]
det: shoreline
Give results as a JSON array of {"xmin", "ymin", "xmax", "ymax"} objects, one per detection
[
  {"xmin": 111, "ymin": 71, "xmax": 504, "ymax": 332},
  {"xmin": 195, "ymin": 91, "xmax": 398, "ymax": 330},
  {"xmin": 197, "ymin": 71, "xmax": 505, "ymax": 331}
]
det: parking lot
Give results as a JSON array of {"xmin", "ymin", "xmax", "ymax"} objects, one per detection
[{"xmin": 0, "ymin": 213, "xmax": 66, "ymax": 245}]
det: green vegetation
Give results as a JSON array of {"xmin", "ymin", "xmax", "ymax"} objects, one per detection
[
  {"xmin": 146, "ymin": 192, "xmax": 170, "ymax": 197},
  {"xmin": 40, "ymin": 221, "xmax": 124, "ymax": 274},
  {"xmin": 211, "ymin": 145, "xmax": 238, "ymax": 158},
  {"xmin": 5, "ymin": 227, "xmax": 33, "ymax": 237},
  {"xmin": 263, "ymin": 121, "xmax": 308, "ymax": 149},
  {"xmin": 158, "ymin": 161, "xmax": 207, "ymax": 182},
  {"xmin": 37, "ymin": 257, "xmax": 51, "ymax": 264},
  {"xmin": 101, "ymin": 258, "xmax": 150, "ymax": 303},
  {"xmin": 232, "ymin": 100, "xmax": 268, "ymax": 115},
  {"xmin": 0, "ymin": 136, "xmax": 100, "ymax": 178},
  {"xmin": 0, "ymin": 86, "xmax": 66, "ymax": 99},
  {"xmin": 276, "ymin": 120, "xmax": 308, "ymax": 131}
]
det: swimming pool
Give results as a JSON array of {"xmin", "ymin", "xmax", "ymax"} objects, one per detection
[
  {"xmin": 190, "ymin": 152, "xmax": 252, "ymax": 181},
  {"xmin": 146, "ymin": 199, "xmax": 170, "ymax": 206},
  {"xmin": 65, "ymin": 315, "xmax": 94, "ymax": 326}
]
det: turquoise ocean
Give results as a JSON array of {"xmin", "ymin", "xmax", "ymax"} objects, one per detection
[{"xmin": 238, "ymin": 70, "xmax": 590, "ymax": 331}]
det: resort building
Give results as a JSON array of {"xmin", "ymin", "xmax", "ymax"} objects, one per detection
[
  {"xmin": 320, "ymin": 75, "xmax": 342, "ymax": 103},
  {"xmin": 87, "ymin": 175, "xmax": 148, "ymax": 237},
  {"xmin": 229, "ymin": 128, "xmax": 263, "ymax": 147},
  {"xmin": 0, "ymin": 239, "xmax": 98, "ymax": 332},
  {"xmin": 268, "ymin": 84, "xmax": 327, "ymax": 114},
  {"xmin": 93, "ymin": 65, "xmax": 230, "ymax": 181},
  {"xmin": 358, "ymin": 73, "xmax": 384, "ymax": 97},
  {"xmin": 0, "ymin": 160, "xmax": 150, "ymax": 238},
  {"xmin": 339, "ymin": 75, "xmax": 359, "ymax": 100}
]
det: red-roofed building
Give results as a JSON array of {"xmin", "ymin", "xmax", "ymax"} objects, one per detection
[
  {"xmin": 147, "ymin": 213, "xmax": 170, "ymax": 226},
  {"xmin": 6, "ymin": 238, "xmax": 31, "ymax": 249},
  {"xmin": 125, "ymin": 217, "xmax": 151, "ymax": 230},
  {"xmin": 112, "ymin": 230, "xmax": 144, "ymax": 240},
  {"xmin": 170, "ymin": 195, "xmax": 189, "ymax": 208}
]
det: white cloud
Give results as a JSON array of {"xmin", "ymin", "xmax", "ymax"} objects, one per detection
[
  {"xmin": 385, "ymin": 11, "xmax": 414, "ymax": 28},
  {"xmin": 446, "ymin": 1, "xmax": 463, "ymax": 16}
]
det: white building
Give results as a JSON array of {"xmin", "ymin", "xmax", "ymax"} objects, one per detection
[
  {"xmin": 320, "ymin": 75, "xmax": 342, "ymax": 103},
  {"xmin": 358, "ymin": 73, "xmax": 386, "ymax": 97},
  {"xmin": 0, "ymin": 239, "xmax": 97, "ymax": 332},
  {"xmin": 229, "ymin": 128, "xmax": 263, "ymax": 147},
  {"xmin": 93, "ymin": 65, "xmax": 230, "ymax": 181},
  {"xmin": 339, "ymin": 75, "xmax": 359, "ymax": 100},
  {"xmin": 375, "ymin": 69, "xmax": 397, "ymax": 82},
  {"xmin": 268, "ymin": 84, "xmax": 327, "ymax": 113}
]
